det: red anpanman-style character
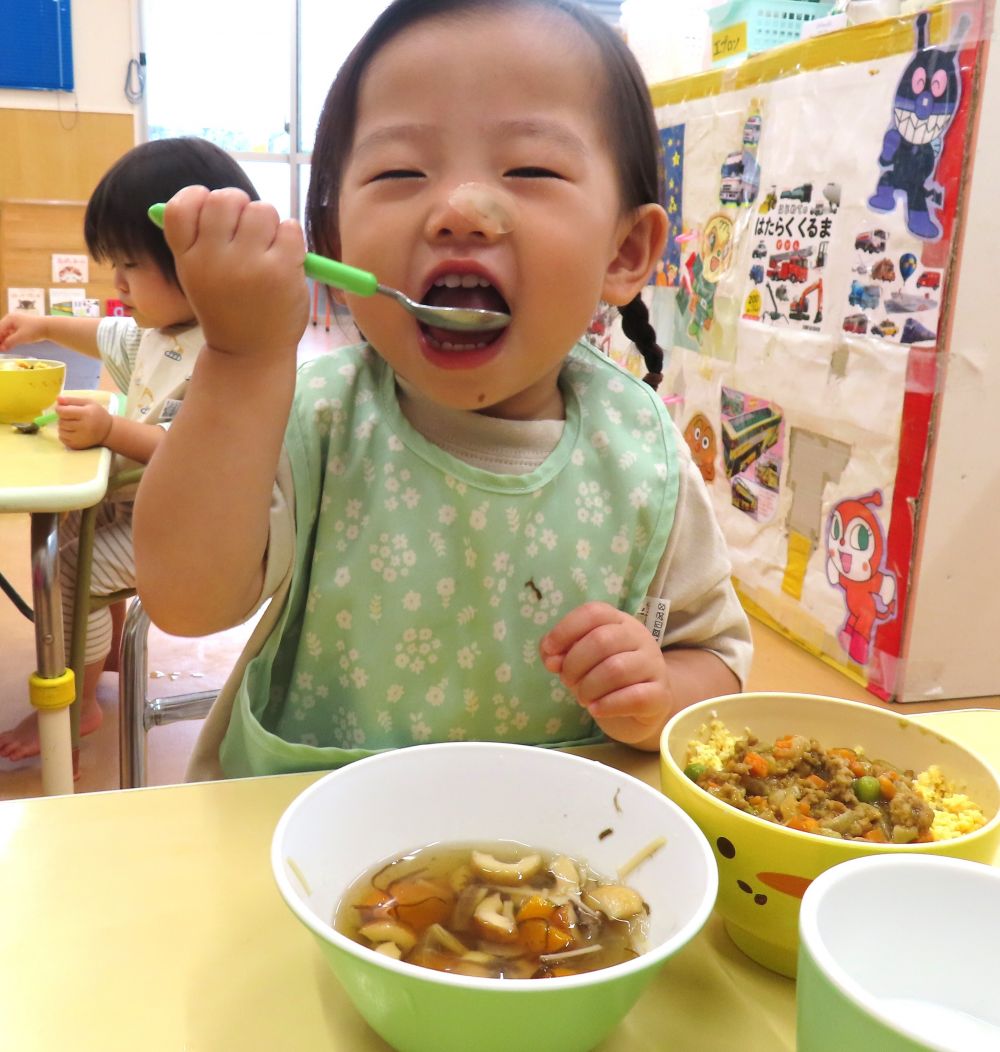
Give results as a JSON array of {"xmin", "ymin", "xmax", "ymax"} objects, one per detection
[{"xmin": 826, "ymin": 491, "xmax": 896, "ymax": 665}]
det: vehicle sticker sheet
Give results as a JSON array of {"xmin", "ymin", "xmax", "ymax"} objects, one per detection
[{"xmin": 606, "ymin": 2, "xmax": 988, "ymax": 700}]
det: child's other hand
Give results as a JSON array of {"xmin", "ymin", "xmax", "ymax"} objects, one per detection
[
  {"xmin": 56, "ymin": 396, "xmax": 112, "ymax": 450},
  {"xmin": 161, "ymin": 185, "xmax": 310, "ymax": 359},
  {"xmin": 540, "ymin": 601, "xmax": 671, "ymax": 747},
  {"xmin": 0, "ymin": 312, "xmax": 47, "ymax": 352}
]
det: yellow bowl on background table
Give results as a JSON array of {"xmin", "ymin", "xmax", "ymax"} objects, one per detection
[
  {"xmin": 0, "ymin": 359, "xmax": 65, "ymax": 424},
  {"xmin": 660, "ymin": 693, "xmax": 1000, "ymax": 978}
]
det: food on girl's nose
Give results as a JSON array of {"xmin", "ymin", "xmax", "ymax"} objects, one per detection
[
  {"xmin": 684, "ymin": 720, "xmax": 987, "ymax": 844},
  {"xmin": 448, "ymin": 182, "xmax": 515, "ymax": 235},
  {"xmin": 336, "ymin": 842, "xmax": 651, "ymax": 979}
]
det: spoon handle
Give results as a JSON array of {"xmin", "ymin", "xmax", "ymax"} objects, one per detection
[
  {"xmin": 303, "ymin": 253, "xmax": 378, "ymax": 297},
  {"xmin": 147, "ymin": 204, "xmax": 379, "ymax": 297}
]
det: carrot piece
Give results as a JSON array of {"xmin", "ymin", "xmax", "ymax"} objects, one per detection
[
  {"xmin": 355, "ymin": 888, "xmax": 395, "ymax": 923},
  {"xmin": 798, "ymin": 800, "xmax": 811, "ymax": 815},
  {"xmin": 391, "ymin": 877, "xmax": 454, "ymax": 933},
  {"xmin": 863, "ymin": 828, "xmax": 888, "ymax": 842},
  {"xmin": 544, "ymin": 926, "xmax": 574, "ymax": 953},
  {"xmin": 849, "ymin": 761, "xmax": 866, "ymax": 778},
  {"xmin": 747, "ymin": 795, "xmax": 766, "ymax": 808},
  {"xmin": 805, "ymin": 774, "xmax": 828, "ymax": 790},
  {"xmin": 551, "ymin": 905, "xmax": 577, "ymax": 931},
  {"xmin": 774, "ymin": 736, "xmax": 794, "ymax": 750},
  {"xmin": 786, "ymin": 815, "xmax": 819, "ymax": 833},
  {"xmin": 516, "ymin": 896, "xmax": 556, "ymax": 923},
  {"xmin": 878, "ymin": 775, "xmax": 896, "ymax": 800},
  {"xmin": 518, "ymin": 917, "xmax": 550, "ymax": 954},
  {"xmin": 551, "ymin": 967, "xmax": 577, "ymax": 977},
  {"xmin": 745, "ymin": 751, "xmax": 770, "ymax": 778},
  {"xmin": 830, "ymin": 748, "xmax": 857, "ymax": 761},
  {"xmin": 916, "ymin": 830, "xmax": 935, "ymax": 843}
]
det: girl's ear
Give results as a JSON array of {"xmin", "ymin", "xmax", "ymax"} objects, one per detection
[{"xmin": 601, "ymin": 203, "xmax": 668, "ymax": 306}]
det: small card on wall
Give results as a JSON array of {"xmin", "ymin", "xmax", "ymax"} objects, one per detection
[
  {"xmin": 51, "ymin": 253, "xmax": 89, "ymax": 284},
  {"xmin": 72, "ymin": 299, "xmax": 101, "ymax": 318},
  {"xmin": 48, "ymin": 287, "xmax": 86, "ymax": 316},
  {"xmin": 6, "ymin": 287, "xmax": 45, "ymax": 315}
]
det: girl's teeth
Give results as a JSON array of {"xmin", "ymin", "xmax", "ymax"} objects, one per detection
[
  {"xmin": 433, "ymin": 274, "xmax": 492, "ymax": 288},
  {"xmin": 438, "ymin": 340, "xmax": 490, "ymax": 350}
]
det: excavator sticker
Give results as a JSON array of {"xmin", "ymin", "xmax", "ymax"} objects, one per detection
[{"xmin": 749, "ymin": 182, "xmax": 839, "ymax": 332}]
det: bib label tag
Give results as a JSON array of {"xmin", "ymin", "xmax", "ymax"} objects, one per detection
[{"xmin": 636, "ymin": 597, "xmax": 670, "ymax": 644}]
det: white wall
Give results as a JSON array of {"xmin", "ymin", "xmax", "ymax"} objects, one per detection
[{"xmin": 0, "ymin": 0, "xmax": 138, "ymax": 117}]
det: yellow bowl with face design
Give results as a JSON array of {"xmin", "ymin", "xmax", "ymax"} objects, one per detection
[
  {"xmin": 0, "ymin": 358, "xmax": 65, "ymax": 424},
  {"xmin": 660, "ymin": 694, "xmax": 1000, "ymax": 978}
]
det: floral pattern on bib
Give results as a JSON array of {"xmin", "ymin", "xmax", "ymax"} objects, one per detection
[{"xmin": 222, "ymin": 342, "xmax": 678, "ymax": 773}]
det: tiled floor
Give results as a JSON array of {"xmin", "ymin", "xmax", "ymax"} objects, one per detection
[{"xmin": 1, "ymin": 316, "xmax": 997, "ymax": 799}]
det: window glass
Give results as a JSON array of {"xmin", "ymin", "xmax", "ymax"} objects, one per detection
[
  {"xmin": 239, "ymin": 161, "xmax": 293, "ymax": 220},
  {"xmin": 144, "ymin": 1, "xmax": 291, "ymax": 153},
  {"xmin": 298, "ymin": 163, "xmax": 311, "ymax": 227},
  {"xmin": 298, "ymin": 0, "xmax": 392, "ymax": 152}
]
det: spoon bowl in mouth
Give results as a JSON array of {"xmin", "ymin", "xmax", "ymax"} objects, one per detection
[
  {"xmin": 148, "ymin": 203, "xmax": 512, "ymax": 335},
  {"xmin": 377, "ymin": 284, "xmax": 510, "ymax": 332}
]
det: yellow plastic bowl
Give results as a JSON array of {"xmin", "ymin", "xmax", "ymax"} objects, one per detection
[
  {"xmin": 660, "ymin": 694, "xmax": 1000, "ymax": 977},
  {"xmin": 0, "ymin": 358, "xmax": 65, "ymax": 424}
]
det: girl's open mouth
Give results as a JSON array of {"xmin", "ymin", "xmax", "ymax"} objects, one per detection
[{"xmin": 419, "ymin": 274, "xmax": 510, "ymax": 350}]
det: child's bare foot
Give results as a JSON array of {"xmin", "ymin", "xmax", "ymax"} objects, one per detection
[{"xmin": 0, "ymin": 703, "xmax": 103, "ymax": 761}]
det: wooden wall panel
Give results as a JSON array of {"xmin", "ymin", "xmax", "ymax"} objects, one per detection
[
  {"xmin": 0, "ymin": 109, "xmax": 134, "ymax": 202},
  {"xmin": 0, "ymin": 201, "xmax": 118, "ymax": 314}
]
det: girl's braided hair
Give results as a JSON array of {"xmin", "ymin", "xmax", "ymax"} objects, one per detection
[{"xmin": 619, "ymin": 296, "xmax": 665, "ymax": 390}]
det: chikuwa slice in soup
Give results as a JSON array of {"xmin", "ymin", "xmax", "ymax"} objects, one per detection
[
  {"xmin": 684, "ymin": 721, "xmax": 986, "ymax": 844},
  {"xmin": 335, "ymin": 843, "xmax": 651, "ymax": 979}
]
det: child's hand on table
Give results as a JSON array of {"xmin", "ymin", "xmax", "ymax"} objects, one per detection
[
  {"xmin": 160, "ymin": 185, "xmax": 310, "ymax": 361},
  {"xmin": 540, "ymin": 601, "xmax": 673, "ymax": 749},
  {"xmin": 56, "ymin": 396, "xmax": 112, "ymax": 450}
]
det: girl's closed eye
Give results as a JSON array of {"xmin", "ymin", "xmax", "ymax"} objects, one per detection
[
  {"xmin": 370, "ymin": 169, "xmax": 425, "ymax": 182},
  {"xmin": 505, "ymin": 166, "xmax": 563, "ymax": 179}
]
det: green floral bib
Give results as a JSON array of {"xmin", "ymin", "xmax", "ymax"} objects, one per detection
[{"xmin": 220, "ymin": 342, "xmax": 678, "ymax": 777}]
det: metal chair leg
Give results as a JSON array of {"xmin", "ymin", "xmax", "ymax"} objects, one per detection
[
  {"xmin": 117, "ymin": 597, "xmax": 218, "ymax": 790},
  {"xmin": 118, "ymin": 597, "xmax": 150, "ymax": 789}
]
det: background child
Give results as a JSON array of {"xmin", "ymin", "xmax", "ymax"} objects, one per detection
[
  {"xmin": 0, "ymin": 137, "xmax": 258, "ymax": 763},
  {"xmin": 135, "ymin": 0, "xmax": 752, "ymax": 780}
]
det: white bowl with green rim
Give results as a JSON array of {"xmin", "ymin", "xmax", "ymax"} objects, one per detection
[
  {"xmin": 271, "ymin": 741, "xmax": 717, "ymax": 1052},
  {"xmin": 798, "ymin": 854, "xmax": 1000, "ymax": 1050}
]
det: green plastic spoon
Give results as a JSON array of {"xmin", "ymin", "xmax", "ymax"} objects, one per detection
[
  {"xmin": 12, "ymin": 409, "xmax": 58, "ymax": 434},
  {"xmin": 148, "ymin": 204, "xmax": 510, "ymax": 333}
]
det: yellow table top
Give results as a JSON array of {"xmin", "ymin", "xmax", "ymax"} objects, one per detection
[
  {"xmin": 0, "ymin": 710, "xmax": 996, "ymax": 1051},
  {"xmin": 0, "ymin": 390, "xmax": 118, "ymax": 512}
]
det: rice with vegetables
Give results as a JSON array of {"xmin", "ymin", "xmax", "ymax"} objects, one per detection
[{"xmin": 683, "ymin": 719, "xmax": 986, "ymax": 844}]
